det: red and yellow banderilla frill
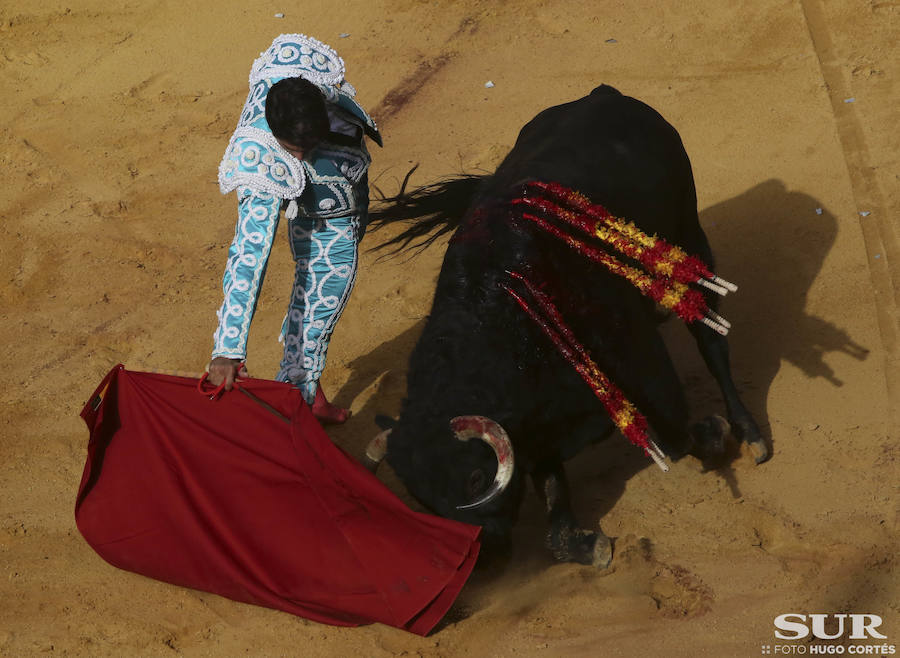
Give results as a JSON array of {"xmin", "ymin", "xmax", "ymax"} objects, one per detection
[{"xmin": 498, "ymin": 180, "xmax": 740, "ymax": 470}]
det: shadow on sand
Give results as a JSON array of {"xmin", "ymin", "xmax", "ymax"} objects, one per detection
[{"xmin": 657, "ymin": 179, "xmax": 868, "ymax": 496}]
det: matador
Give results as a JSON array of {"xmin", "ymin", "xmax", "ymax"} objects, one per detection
[{"xmin": 209, "ymin": 33, "xmax": 382, "ymax": 422}]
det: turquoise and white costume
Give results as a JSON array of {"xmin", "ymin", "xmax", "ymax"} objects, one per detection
[{"xmin": 213, "ymin": 34, "xmax": 382, "ymax": 403}]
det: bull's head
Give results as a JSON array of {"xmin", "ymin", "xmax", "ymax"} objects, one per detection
[{"xmin": 365, "ymin": 415, "xmax": 519, "ymax": 535}]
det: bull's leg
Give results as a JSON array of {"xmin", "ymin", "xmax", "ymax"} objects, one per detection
[
  {"xmin": 687, "ymin": 323, "xmax": 767, "ymax": 462},
  {"xmin": 675, "ymin": 199, "xmax": 768, "ymax": 463},
  {"xmin": 531, "ymin": 461, "xmax": 613, "ymax": 568}
]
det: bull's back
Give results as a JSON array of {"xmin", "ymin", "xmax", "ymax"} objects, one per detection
[
  {"xmin": 417, "ymin": 86, "xmax": 704, "ymax": 463},
  {"xmin": 489, "ymin": 85, "xmax": 697, "ymax": 240}
]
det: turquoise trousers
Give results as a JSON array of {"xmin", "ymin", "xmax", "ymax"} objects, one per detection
[{"xmin": 275, "ymin": 212, "xmax": 365, "ymax": 403}]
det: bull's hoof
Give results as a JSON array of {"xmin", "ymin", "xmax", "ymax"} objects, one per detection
[
  {"xmin": 689, "ymin": 414, "xmax": 731, "ymax": 462},
  {"xmin": 731, "ymin": 415, "xmax": 769, "ymax": 464},
  {"xmin": 592, "ymin": 532, "xmax": 613, "ymax": 569},
  {"xmin": 548, "ymin": 528, "xmax": 613, "ymax": 569},
  {"xmin": 748, "ymin": 438, "xmax": 770, "ymax": 464}
]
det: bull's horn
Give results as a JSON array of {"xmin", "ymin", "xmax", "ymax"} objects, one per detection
[
  {"xmin": 362, "ymin": 429, "xmax": 390, "ymax": 473},
  {"xmin": 450, "ymin": 416, "xmax": 515, "ymax": 510}
]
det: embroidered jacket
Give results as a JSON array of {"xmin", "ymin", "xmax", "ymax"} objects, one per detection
[{"xmin": 213, "ymin": 34, "xmax": 381, "ymax": 360}]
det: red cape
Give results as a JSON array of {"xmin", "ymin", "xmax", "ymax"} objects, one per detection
[{"xmin": 76, "ymin": 365, "xmax": 480, "ymax": 635}]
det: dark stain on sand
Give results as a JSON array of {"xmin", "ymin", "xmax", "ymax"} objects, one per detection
[{"xmin": 373, "ymin": 15, "xmax": 480, "ymax": 122}]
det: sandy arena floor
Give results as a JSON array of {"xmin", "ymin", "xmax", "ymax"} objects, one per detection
[{"xmin": 1, "ymin": 0, "xmax": 898, "ymax": 655}]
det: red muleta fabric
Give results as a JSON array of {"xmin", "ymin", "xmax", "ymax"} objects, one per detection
[{"xmin": 75, "ymin": 365, "xmax": 481, "ymax": 635}]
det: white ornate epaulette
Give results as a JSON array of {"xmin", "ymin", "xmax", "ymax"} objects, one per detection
[
  {"xmin": 249, "ymin": 33, "xmax": 345, "ymax": 87},
  {"xmin": 218, "ymin": 126, "xmax": 305, "ymax": 199}
]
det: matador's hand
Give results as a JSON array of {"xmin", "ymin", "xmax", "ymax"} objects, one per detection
[{"xmin": 207, "ymin": 357, "xmax": 249, "ymax": 391}]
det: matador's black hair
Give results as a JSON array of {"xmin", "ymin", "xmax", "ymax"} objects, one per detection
[{"xmin": 265, "ymin": 77, "xmax": 329, "ymax": 149}]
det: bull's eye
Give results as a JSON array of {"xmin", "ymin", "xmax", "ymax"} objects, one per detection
[{"xmin": 466, "ymin": 468, "xmax": 488, "ymax": 500}]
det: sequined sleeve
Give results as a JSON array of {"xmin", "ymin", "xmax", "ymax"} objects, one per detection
[{"xmin": 212, "ymin": 188, "xmax": 282, "ymax": 359}]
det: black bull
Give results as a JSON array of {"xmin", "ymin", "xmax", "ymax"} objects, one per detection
[{"xmin": 366, "ymin": 85, "xmax": 765, "ymax": 567}]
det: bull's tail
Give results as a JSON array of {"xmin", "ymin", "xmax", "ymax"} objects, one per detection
[{"xmin": 369, "ymin": 166, "xmax": 488, "ymax": 255}]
